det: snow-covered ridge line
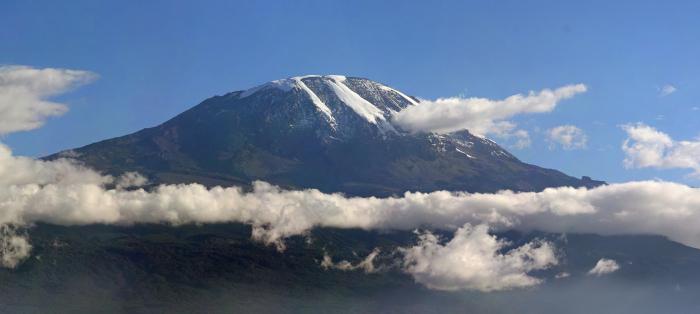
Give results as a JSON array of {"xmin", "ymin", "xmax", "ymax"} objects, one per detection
[
  {"xmin": 239, "ymin": 75, "xmax": 324, "ymax": 99},
  {"xmin": 239, "ymin": 78, "xmax": 297, "ymax": 98},
  {"xmin": 378, "ymin": 84, "xmax": 419, "ymax": 106},
  {"xmin": 293, "ymin": 77, "xmax": 336, "ymax": 126},
  {"xmin": 324, "ymin": 75, "xmax": 386, "ymax": 124}
]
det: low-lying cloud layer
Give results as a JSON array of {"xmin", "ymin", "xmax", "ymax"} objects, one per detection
[
  {"xmin": 4, "ymin": 142, "xmax": 700, "ymax": 249},
  {"xmin": 392, "ymin": 84, "xmax": 587, "ymax": 146}
]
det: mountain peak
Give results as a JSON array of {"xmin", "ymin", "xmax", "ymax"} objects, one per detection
[{"xmin": 237, "ymin": 75, "xmax": 417, "ymax": 129}]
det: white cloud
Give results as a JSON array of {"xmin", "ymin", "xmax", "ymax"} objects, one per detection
[
  {"xmin": 392, "ymin": 84, "xmax": 587, "ymax": 144},
  {"xmin": 547, "ymin": 125, "xmax": 588, "ymax": 150},
  {"xmin": 401, "ymin": 224, "xmax": 557, "ymax": 291},
  {"xmin": 508, "ymin": 129, "xmax": 532, "ymax": 149},
  {"xmin": 0, "ymin": 65, "xmax": 96, "ymax": 135},
  {"xmin": 659, "ymin": 84, "xmax": 677, "ymax": 97},
  {"xmin": 588, "ymin": 258, "xmax": 620, "ymax": 276},
  {"xmin": 321, "ymin": 248, "xmax": 380, "ymax": 273},
  {"xmin": 3, "ymin": 144, "xmax": 700, "ymax": 252},
  {"xmin": 115, "ymin": 172, "xmax": 149, "ymax": 189},
  {"xmin": 0, "ymin": 143, "xmax": 112, "ymax": 187},
  {"xmin": 621, "ymin": 123, "xmax": 700, "ymax": 176},
  {"xmin": 0, "ymin": 225, "xmax": 32, "ymax": 269}
]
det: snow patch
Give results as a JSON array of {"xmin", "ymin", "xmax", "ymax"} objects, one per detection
[
  {"xmin": 429, "ymin": 134, "xmax": 448, "ymax": 153},
  {"xmin": 491, "ymin": 150, "xmax": 509, "ymax": 158},
  {"xmin": 456, "ymin": 147, "xmax": 476, "ymax": 159},
  {"xmin": 293, "ymin": 75, "xmax": 322, "ymax": 80}
]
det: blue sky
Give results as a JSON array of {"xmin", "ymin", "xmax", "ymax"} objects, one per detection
[{"xmin": 1, "ymin": 0, "xmax": 699, "ymax": 184}]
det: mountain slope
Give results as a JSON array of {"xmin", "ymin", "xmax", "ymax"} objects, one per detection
[
  {"xmin": 3, "ymin": 223, "xmax": 700, "ymax": 314},
  {"xmin": 48, "ymin": 75, "xmax": 602, "ymax": 196}
]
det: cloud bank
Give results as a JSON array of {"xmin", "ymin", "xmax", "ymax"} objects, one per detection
[
  {"xmin": 4, "ymin": 163, "xmax": 700, "ymax": 250},
  {"xmin": 622, "ymin": 123, "xmax": 700, "ymax": 177},
  {"xmin": 392, "ymin": 84, "xmax": 587, "ymax": 146},
  {"xmin": 0, "ymin": 65, "xmax": 97, "ymax": 135}
]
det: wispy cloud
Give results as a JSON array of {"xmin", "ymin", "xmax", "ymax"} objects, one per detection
[
  {"xmin": 547, "ymin": 125, "xmax": 588, "ymax": 150},
  {"xmin": 321, "ymin": 248, "xmax": 380, "ymax": 273},
  {"xmin": 659, "ymin": 84, "xmax": 677, "ymax": 97}
]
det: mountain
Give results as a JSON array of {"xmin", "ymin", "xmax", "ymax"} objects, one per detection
[
  {"xmin": 23, "ymin": 76, "xmax": 698, "ymax": 314},
  {"xmin": 48, "ymin": 75, "xmax": 602, "ymax": 196}
]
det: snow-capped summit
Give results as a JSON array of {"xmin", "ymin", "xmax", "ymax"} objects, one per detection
[
  {"xmin": 237, "ymin": 75, "xmax": 417, "ymax": 132},
  {"xmin": 48, "ymin": 75, "xmax": 603, "ymax": 196}
]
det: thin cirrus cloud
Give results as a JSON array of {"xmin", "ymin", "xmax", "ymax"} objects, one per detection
[
  {"xmin": 547, "ymin": 125, "xmax": 588, "ymax": 150},
  {"xmin": 621, "ymin": 123, "xmax": 700, "ymax": 177},
  {"xmin": 0, "ymin": 65, "xmax": 97, "ymax": 136},
  {"xmin": 659, "ymin": 84, "xmax": 677, "ymax": 97},
  {"xmin": 392, "ymin": 84, "xmax": 587, "ymax": 148},
  {"xmin": 5, "ymin": 66, "xmax": 700, "ymax": 292}
]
